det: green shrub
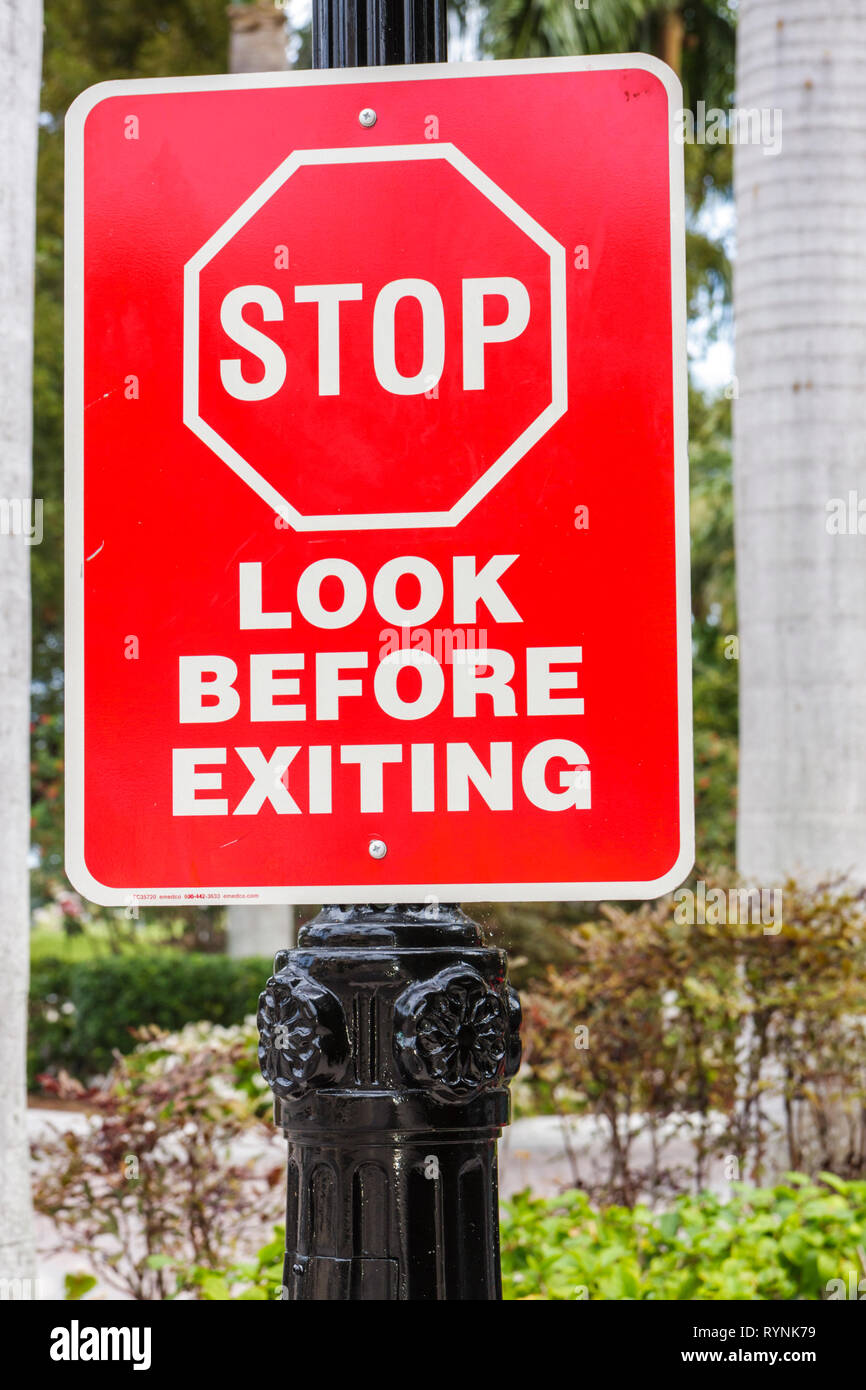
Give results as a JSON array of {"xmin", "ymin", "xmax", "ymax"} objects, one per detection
[
  {"xmin": 163, "ymin": 1226, "xmax": 286, "ymax": 1301},
  {"xmin": 29, "ymin": 956, "xmax": 79, "ymax": 1087},
  {"xmin": 33, "ymin": 1026, "xmax": 277, "ymax": 1300},
  {"xmin": 500, "ymin": 1176, "xmax": 866, "ymax": 1300},
  {"xmin": 150, "ymin": 1174, "xmax": 866, "ymax": 1302},
  {"xmin": 511, "ymin": 879, "xmax": 866, "ymax": 1196},
  {"xmin": 28, "ymin": 951, "xmax": 273, "ymax": 1087}
]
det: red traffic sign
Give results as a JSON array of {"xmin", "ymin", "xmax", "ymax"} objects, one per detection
[{"xmin": 66, "ymin": 56, "xmax": 692, "ymax": 906}]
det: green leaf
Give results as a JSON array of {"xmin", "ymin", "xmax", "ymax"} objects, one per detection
[
  {"xmin": 197, "ymin": 1275, "xmax": 232, "ymax": 1300},
  {"xmin": 659, "ymin": 1211, "xmax": 680, "ymax": 1242},
  {"xmin": 64, "ymin": 1272, "xmax": 97, "ymax": 1301}
]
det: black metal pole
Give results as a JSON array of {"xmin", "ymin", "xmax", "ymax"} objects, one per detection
[
  {"xmin": 257, "ymin": 0, "xmax": 522, "ymax": 1302},
  {"xmin": 312, "ymin": 0, "xmax": 447, "ymax": 69}
]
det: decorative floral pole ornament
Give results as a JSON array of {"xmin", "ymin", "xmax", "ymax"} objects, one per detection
[
  {"xmin": 394, "ymin": 966, "xmax": 514, "ymax": 1098},
  {"xmin": 257, "ymin": 969, "xmax": 349, "ymax": 1100},
  {"xmin": 257, "ymin": 904, "xmax": 521, "ymax": 1300}
]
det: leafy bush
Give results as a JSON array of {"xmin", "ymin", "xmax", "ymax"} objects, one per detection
[
  {"xmin": 154, "ymin": 1174, "xmax": 866, "ymax": 1303},
  {"xmin": 512, "ymin": 879, "xmax": 866, "ymax": 1200},
  {"xmin": 35, "ymin": 1022, "xmax": 866, "ymax": 1304},
  {"xmin": 500, "ymin": 1176, "xmax": 866, "ymax": 1300},
  {"xmin": 28, "ymin": 952, "xmax": 273, "ymax": 1087},
  {"xmin": 29, "ymin": 956, "xmax": 78, "ymax": 1087},
  {"xmin": 32, "ymin": 1020, "xmax": 280, "ymax": 1300},
  {"xmin": 164, "ymin": 1225, "xmax": 286, "ymax": 1301}
]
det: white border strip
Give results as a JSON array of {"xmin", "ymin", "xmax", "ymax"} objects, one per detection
[
  {"xmin": 182, "ymin": 142, "xmax": 567, "ymax": 530},
  {"xmin": 65, "ymin": 54, "xmax": 693, "ymax": 905}
]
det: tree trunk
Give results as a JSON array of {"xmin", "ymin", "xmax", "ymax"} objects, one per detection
[
  {"xmin": 0, "ymin": 0, "xmax": 42, "ymax": 1283},
  {"xmin": 660, "ymin": 7, "xmax": 685, "ymax": 77},
  {"xmin": 734, "ymin": 0, "xmax": 866, "ymax": 882},
  {"xmin": 228, "ymin": 1, "xmax": 289, "ymax": 73},
  {"xmin": 225, "ymin": 0, "xmax": 294, "ymax": 958}
]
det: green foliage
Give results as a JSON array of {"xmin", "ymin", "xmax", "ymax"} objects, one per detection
[
  {"xmin": 500, "ymin": 1177, "xmax": 866, "ymax": 1300},
  {"xmin": 164, "ymin": 1224, "xmax": 286, "ymax": 1300},
  {"xmin": 64, "ymin": 1272, "xmax": 98, "ymax": 1300},
  {"xmin": 157, "ymin": 1172, "xmax": 866, "ymax": 1302},
  {"xmin": 30, "ymin": 914, "xmax": 223, "ymax": 963},
  {"xmin": 690, "ymin": 390, "xmax": 734, "ymax": 636},
  {"xmin": 515, "ymin": 881, "xmax": 866, "ymax": 1200},
  {"xmin": 32, "ymin": 1022, "xmax": 278, "ymax": 1300},
  {"xmin": 30, "ymin": 711, "xmax": 64, "ymax": 891},
  {"xmin": 480, "ymin": 0, "xmax": 657, "ymax": 62},
  {"xmin": 689, "ymin": 386, "xmax": 736, "ymax": 868},
  {"xmin": 28, "ymin": 951, "xmax": 271, "ymax": 1086},
  {"xmin": 37, "ymin": 997, "xmax": 866, "ymax": 1304}
]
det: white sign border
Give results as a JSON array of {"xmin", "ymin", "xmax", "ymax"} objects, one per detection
[
  {"xmin": 184, "ymin": 142, "xmax": 567, "ymax": 531},
  {"xmin": 65, "ymin": 53, "xmax": 694, "ymax": 906}
]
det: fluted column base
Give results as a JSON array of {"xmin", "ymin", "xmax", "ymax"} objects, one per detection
[{"xmin": 257, "ymin": 904, "xmax": 521, "ymax": 1301}]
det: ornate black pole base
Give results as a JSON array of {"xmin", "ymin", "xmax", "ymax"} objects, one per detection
[{"xmin": 257, "ymin": 904, "xmax": 521, "ymax": 1300}]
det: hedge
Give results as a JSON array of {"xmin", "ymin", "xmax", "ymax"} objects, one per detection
[
  {"xmin": 500, "ymin": 1177, "xmax": 866, "ymax": 1300},
  {"xmin": 29, "ymin": 952, "xmax": 273, "ymax": 1087},
  {"xmin": 159, "ymin": 1175, "xmax": 866, "ymax": 1300}
]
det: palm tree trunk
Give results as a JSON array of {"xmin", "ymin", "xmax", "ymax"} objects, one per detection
[
  {"xmin": 734, "ymin": 0, "xmax": 866, "ymax": 882},
  {"xmin": 228, "ymin": 1, "xmax": 289, "ymax": 72},
  {"xmin": 0, "ymin": 0, "xmax": 42, "ymax": 1283},
  {"xmin": 660, "ymin": 6, "xmax": 685, "ymax": 77}
]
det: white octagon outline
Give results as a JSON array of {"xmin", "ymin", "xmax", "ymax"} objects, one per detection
[{"xmin": 183, "ymin": 142, "xmax": 568, "ymax": 531}]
